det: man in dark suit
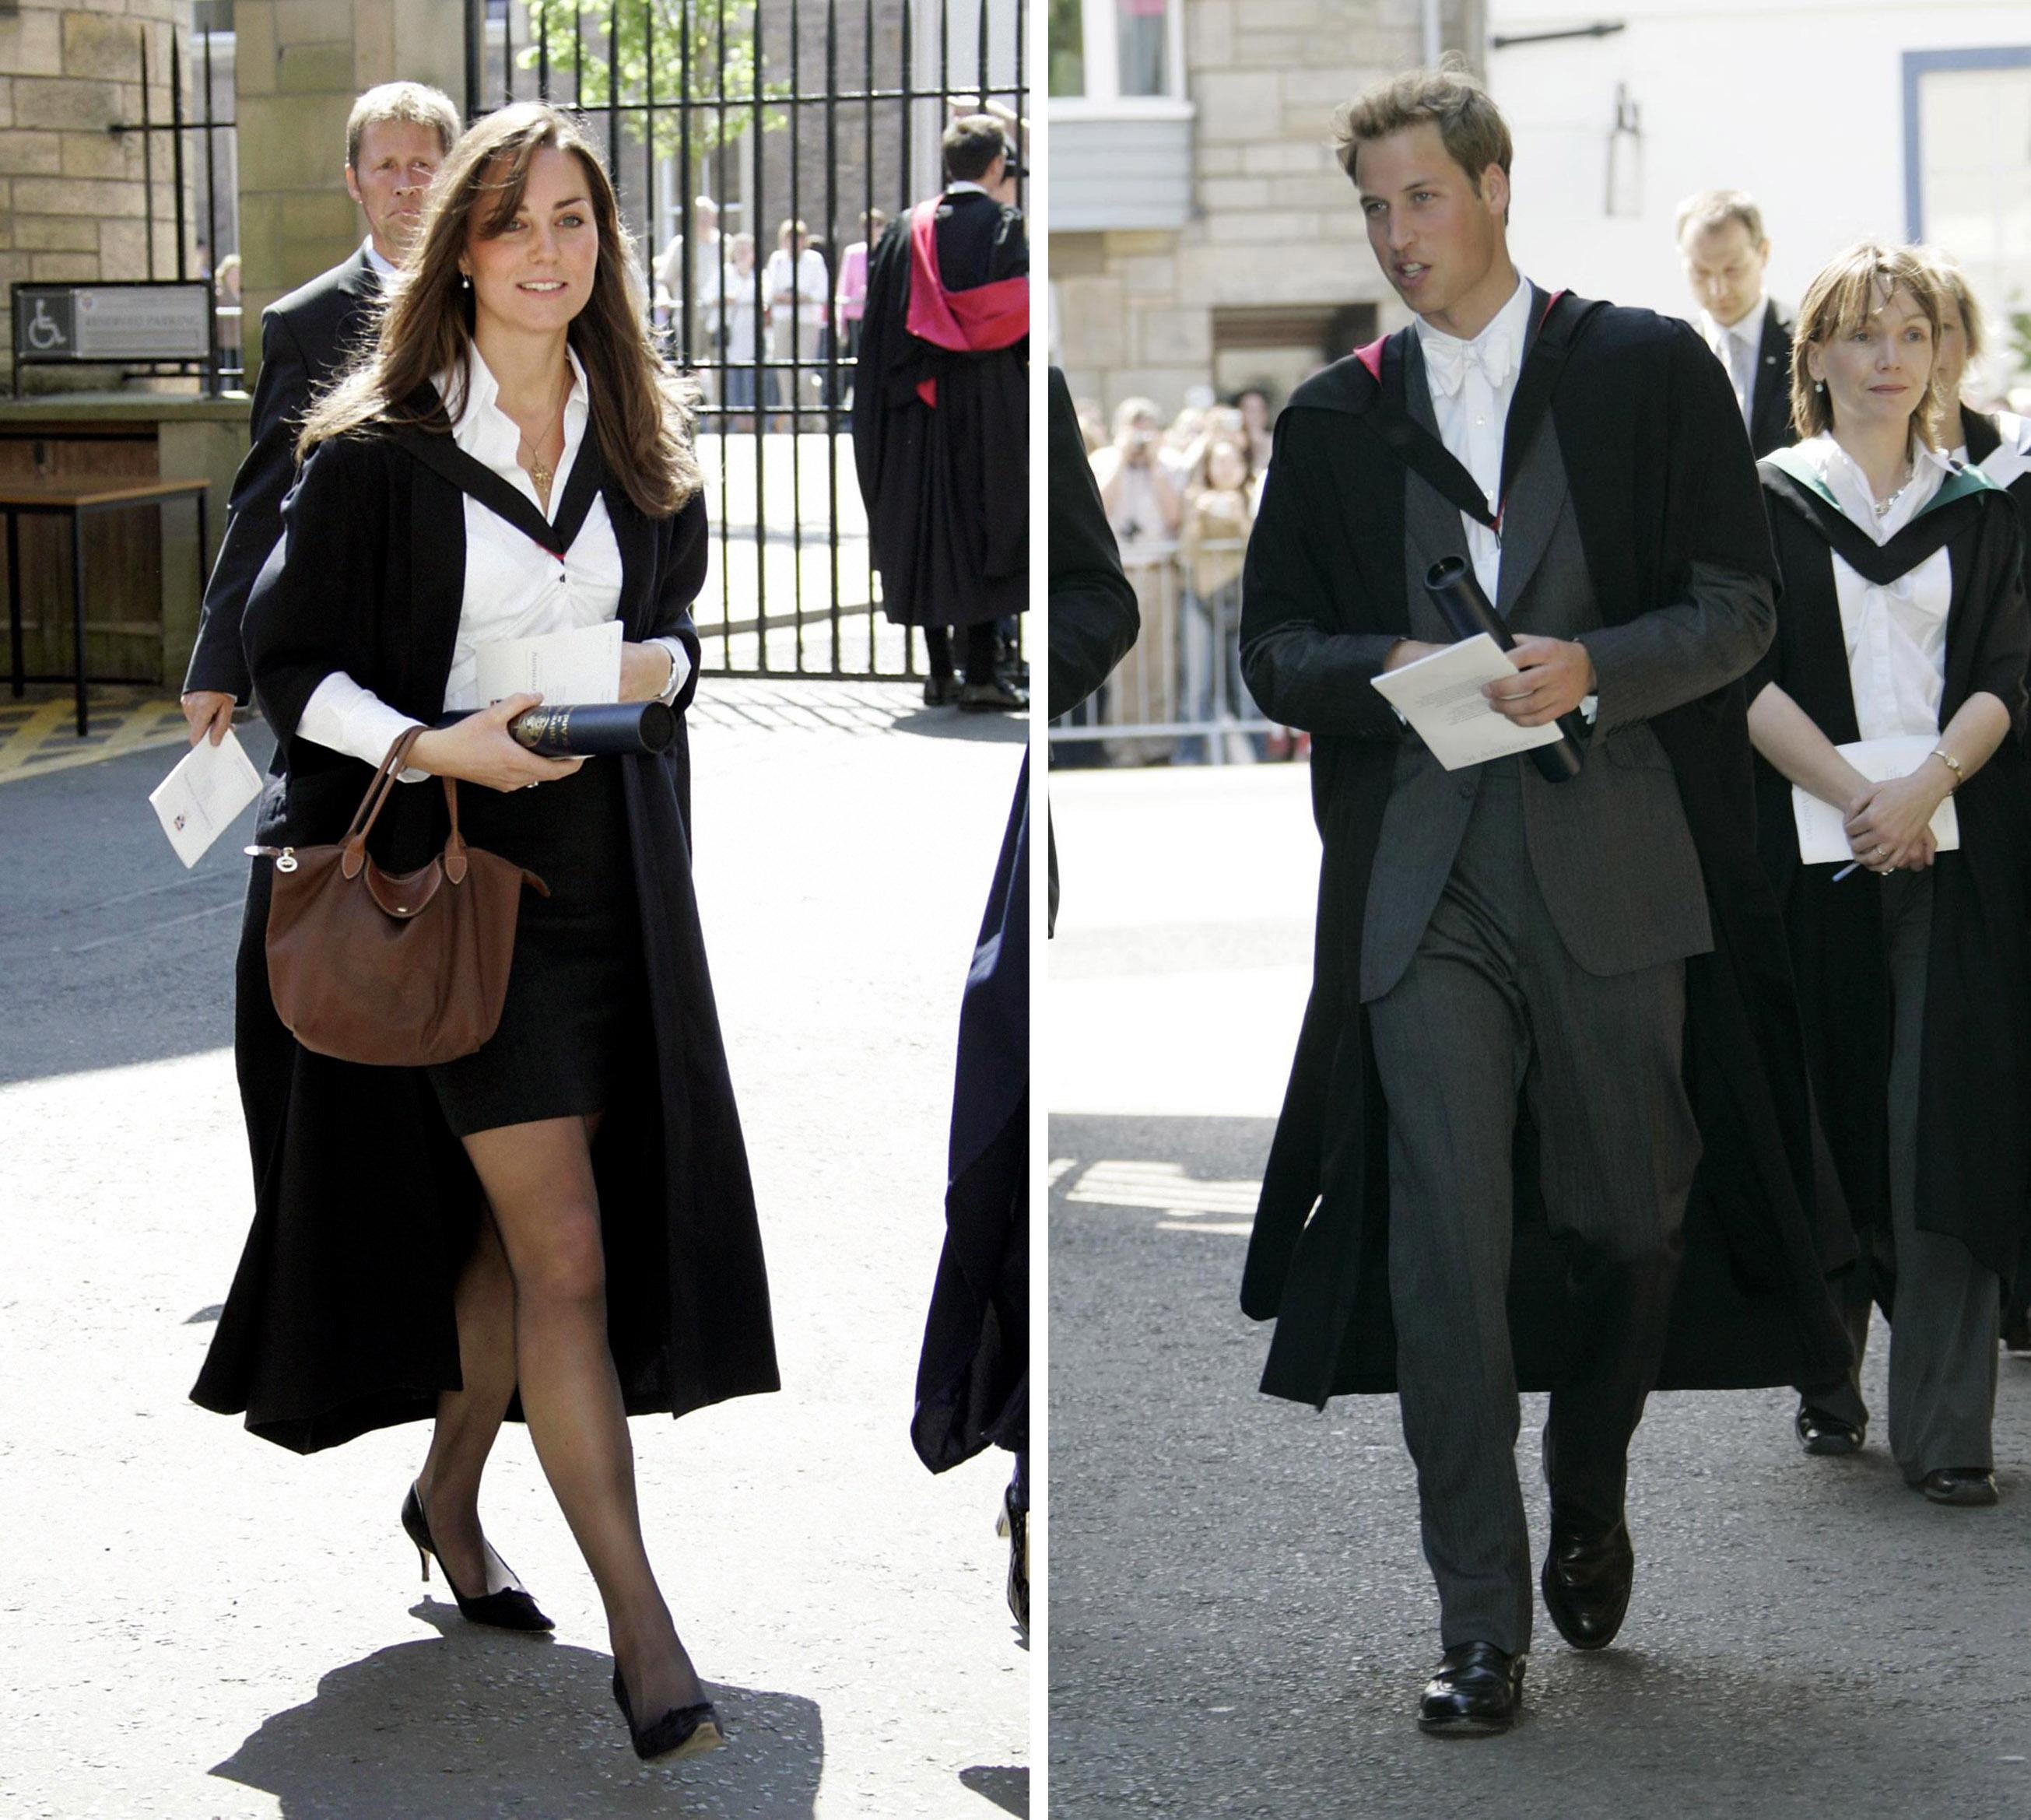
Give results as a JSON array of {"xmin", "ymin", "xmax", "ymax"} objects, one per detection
[
  {"xmin": 1238, "ymin": 69, "xmax": 1848, "ymax": 1736},
  {"xmin": 180, "ymin": 81, "xmax": 460, "ymax": 744},
  {"xmin": 1678, "ymin": 188, "xmax": 1795, "ymax": 458}
]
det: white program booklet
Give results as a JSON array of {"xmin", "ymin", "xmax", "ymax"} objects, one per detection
[
  {"xmin": 148, "ymin": 727, "xmax": 265, "ymax": 868},
  {"xmin": 1369, "ymin": 633, "xmax": 1567, "ymax": 771},
  {"xmin": 473, "ymin": 619, "xmax": 623, "ymax": 707},
  {"xmin": 1792, "ymin": 733, "xmax": 1961, "ymax": 865}
]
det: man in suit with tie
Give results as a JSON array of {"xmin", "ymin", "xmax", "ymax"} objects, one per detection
[
  {"xmin": 1678, "ymin": 188, "xmax": 1796, "ymax": 458},
  {"xmin": 181, "ymin": 82, "xmax": 461, "ymax": 744},
  {"xmin": 1237, "ymin": 67, "xmax": 1848, "ymax": 1736}
]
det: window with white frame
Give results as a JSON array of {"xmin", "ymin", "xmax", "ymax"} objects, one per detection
[{"xmin": 1049, "ymin": 0, "xmax": 1191, "ymax": 114}]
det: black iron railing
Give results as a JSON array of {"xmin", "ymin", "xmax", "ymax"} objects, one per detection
[{"xmin": 468, "ymin": 0, "xmax": 1028, "ymax": 679}]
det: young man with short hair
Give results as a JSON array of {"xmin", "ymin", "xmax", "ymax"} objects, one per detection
[
  {"xmin": 181, "ymin": 82, "xmax": 461, "ymax": 743},
  {"xmin": 1237, "ymin": 65, "xmax": 1849, "ymax": 1735}
]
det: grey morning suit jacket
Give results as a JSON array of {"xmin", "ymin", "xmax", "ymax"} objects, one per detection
[{"xmin": 1358, "ymin": 321, "xmax": 1776, "ymax": 1003}]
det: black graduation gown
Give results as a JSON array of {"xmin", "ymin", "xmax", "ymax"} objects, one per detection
[
  {"xmin": 191, "ymin": 409, "xmax": 780, "ymax": 1453},
  {"xmin": 1236, "ymin": 293, "xmax": 1854, "ymax": 1408},
  {"xmin": 910, "ymin": 755, "xmax": 1029, "ymax": 1474},
  {"xmin": 1961, "ymin": 404, "xmax": 2031, "ymax": 580},
  {"xmin": 852, "ymin": 191, "xmax": 1028, "ymax": 631},
  {"xmin": 1752, "ymin": 448, "xmax": 2031, "ymax": 1285}
]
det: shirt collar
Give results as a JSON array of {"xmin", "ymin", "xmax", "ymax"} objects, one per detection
[
  {"xmin": 1703, "ymin": 297, "xmax": 1765, "ymax": 350},
  {"xmin": 438, "ymin": 343, "xmax": 591, "ymax": 515},
  {"xmin": 1796, "ymin": 430, "xmax": 1952, "ymax": 543},
  {"xmin": 945, "ymin": 181, "xmax": 993, "ymax": 199},
  {"xmin": 1414, "ymin": 272, "xmax": 1534, "ymax": 373},
  {"xmin": 362, "ymin": 235, "xmax": 397, "ymax": 279}
]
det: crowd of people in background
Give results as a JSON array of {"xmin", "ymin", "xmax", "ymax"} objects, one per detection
[{"xmin": 649, "ymin": 197, "xmax": 889, "ymax": 430}]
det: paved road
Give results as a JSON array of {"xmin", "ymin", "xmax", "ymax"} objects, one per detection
[
  {"xmin": 1047, "ymin": 762, "xmax": 2031, "ymax": 1819},
  {"xmin": 0, "ymin": 684, "xmax": 1028, "ymax": 1820}
]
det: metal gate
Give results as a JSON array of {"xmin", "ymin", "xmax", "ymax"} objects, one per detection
[{"xmin": 465, "ymin": 0, "xmax": 1028, "ymax": 680}]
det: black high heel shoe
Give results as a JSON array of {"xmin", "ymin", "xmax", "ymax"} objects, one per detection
[
  {"xmin": 400, "ymin": 1483, "xmax": 555, "ymax": 1632},
  {"xmin": 612, "ymin": 1668, "xmax": 724, "ymax": 1761}
]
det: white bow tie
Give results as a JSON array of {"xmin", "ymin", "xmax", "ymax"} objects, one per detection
[{"xmin": 1424, "ymin": 331, "xmax": 1515, "ymax": 398}]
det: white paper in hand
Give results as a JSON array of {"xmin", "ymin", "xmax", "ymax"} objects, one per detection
[
  {"xmin": 149, "ymin": 728, "xmax": 264, "ymax": 868},
  {"xmin": 473, "ymin": 619, "xmax": 622, "ymax": 707},
  {"xmin": 1369, "ymin": 633, "xmax": 1568, "ymax": 771},
  {"xmin": 1791, "ymin": 733, "xmax": 1960, "ymax": 865}
]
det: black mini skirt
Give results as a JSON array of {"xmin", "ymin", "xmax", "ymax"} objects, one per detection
[{"xmin": 425, "ymin": 757, "xmax": 644, "ymax": 1138}]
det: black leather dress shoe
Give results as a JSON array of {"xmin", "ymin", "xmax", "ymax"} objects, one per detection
[
  {"xmin": 1416, "ymin": 1642, "xmax": 1524, "ymax": 1736},
  {"xmin": 959, "ymin": 677, "xmax": 1029, "ymax": 712},
  {"xmin": 1795, "ymin": 1402, "xmax": 1864, "ymax": 1455},
  {"xmin": 1917, "ymin": 1468, "xmax": 1999, "ymax": 1507},
  {"xmin": 1541, "ymin": 1518, "xmax": 1634, "ymax": 1650}
]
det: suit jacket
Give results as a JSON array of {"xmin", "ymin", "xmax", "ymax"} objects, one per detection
[
  {"xmin": 183, "ymin": 246, "xmax": 382, "ymax": 699},
  {"xmin": 191, "ymin": 415, "xmax": 779, "ymax": 1453},
  {"xmin": 1358, "ymin": 321, "xmax": 1766, "ymax": 998},
  {"xmin": 1748, "ymin": 297, "xmax": 1797, "ymax": 460}
]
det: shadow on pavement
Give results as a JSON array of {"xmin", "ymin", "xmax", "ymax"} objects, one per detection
[
  {"xmin": 211, "ymin": 1629, "xmax": 823, "ymax": 1819},
  {"xmin": 892, "ymin": 705, "xmax": 1028, "ymax": 742},
  {"xmin": 959, "ymin": 1762, "xmax": 1028, "ymax": 1814}
]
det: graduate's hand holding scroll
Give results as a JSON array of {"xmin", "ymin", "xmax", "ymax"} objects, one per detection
[
  {"xmin": 1480, "ymin": 636, "xmax": 1596, "ymax": 728},
  {"xmin": 406, "ymin": 693, "xmax": 584, "ymax": 793},
  {"xmin": 618, "ymin": 640, "xmax": 678, "ymax": 703}
]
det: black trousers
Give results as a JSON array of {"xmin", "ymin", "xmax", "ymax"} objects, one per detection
[{"xmin": 925, "ymin": 622, "xmax": 1000, "ymax": 684}]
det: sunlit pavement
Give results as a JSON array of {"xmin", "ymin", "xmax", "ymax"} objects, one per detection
[
  {"xmin": 0, "ymin": 684, "xmax": 1028, "ymax": 1820},
  {"xmin": 1047, "ymin": 759, "xmax": 2031, "ymax": 1819}
]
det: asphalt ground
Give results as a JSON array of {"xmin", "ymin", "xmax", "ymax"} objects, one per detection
[
  {"xmin": 1047, "ymin": 760, "xmax": 2031, "ymax": 1820},
  {"xmin": 0, "ymin": 681, "xmax": 1029, "ymax": 1820}
]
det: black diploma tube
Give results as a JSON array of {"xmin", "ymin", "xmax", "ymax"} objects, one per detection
[
  {"xmin": 1422, "ymin": 556, "xmax": 1586, "ymax": 784},
  {"xmin": 436, "ymin": 700, "xmax": 677, "ymax": 756}
]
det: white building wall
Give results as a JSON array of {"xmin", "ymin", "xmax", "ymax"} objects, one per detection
[{"xmin": 1487, "ymin": 0, "xmax": 2031, "ymax": 377}]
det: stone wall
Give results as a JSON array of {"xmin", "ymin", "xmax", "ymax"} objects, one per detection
[
  {"xmin": 1052, "ymin": 0, "xmax": 1485, "ymax": 419},
  {"xmin": 0, "ymin": 1, "xmax": 199, "ymax": 387},
  {"xmin": 232, "ymin": 0, "xmax": 462, "ymax": 362}
]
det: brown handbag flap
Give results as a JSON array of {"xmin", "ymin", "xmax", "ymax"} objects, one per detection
[{"xmin": 363, "ymin": 857, "xmax": 444, "ymax": 919}]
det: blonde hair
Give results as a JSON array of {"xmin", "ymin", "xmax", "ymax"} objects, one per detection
[
  {"xmin": 1912, "ymin": 244, "xmax": 1984, "ymax": 363},
  {"xmin": 303, "ymin": 102, "xmax": 700, "ymax": 519},
  {"xmin": 345, "ymin": 82, "xmax": 460, "ymax": 170},
  {"xmin": 1675, "ymin": 188, "xmax": 1765, "ymax": 247},
  {"xmin": 1333, "ymin": 61, "xmax": 1511, "ymax": 199},
  {"xmin": 1791, "ymin": 240, "xmax": 1949, "ymax": 448}
]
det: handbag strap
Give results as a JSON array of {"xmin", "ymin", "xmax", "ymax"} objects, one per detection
[
  {"xmin": 340, "ymin": 725, "xmax": 426, "ymax": 871},
  {"xmin": 440, "ymin": 771, "xmax": 468, "ymax": 883}
]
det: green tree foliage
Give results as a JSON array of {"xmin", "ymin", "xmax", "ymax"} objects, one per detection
[{"xmin": 519, "ymin": 0, "xmax": 787, "ymax": 155}]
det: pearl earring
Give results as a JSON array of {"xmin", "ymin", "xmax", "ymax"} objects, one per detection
[{"xmin": 1814, "ymin": 380, "xmax": 1825, "ymax": 393}]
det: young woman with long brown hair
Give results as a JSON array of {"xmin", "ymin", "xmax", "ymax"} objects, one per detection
[{"xmin": 191, "ymin": 101, "xmax": 777, "ymax": 1760}]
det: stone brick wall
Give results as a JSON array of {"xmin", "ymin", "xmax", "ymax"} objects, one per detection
[
  {"xmin": 1052, "ymin": 0, "xmax": 1485, "ymax": 418},
  {"xmin": 0, "ymin": 1, "xmax": 199, "ymax": 387},
  {"xmin": 233, "ymin": 0, "xmax": 462, "ymax": 368}
]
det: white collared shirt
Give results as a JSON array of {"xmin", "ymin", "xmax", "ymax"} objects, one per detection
[
  {"xmin": 1414, "ymin": 272, "xmax": 1534, "ymax": 603},
  {"xmin": 1700, "ymin": 297, "xmax": 1765, "ymax": 427},
  {"xmin": 361, "ymin": 235, "xmax": 396, "ymax": 280},
  {"xmin": 296, "ymin": 343, "xmax": 691, "ymax": 771},
  {"xmin": 1794, "ymin": 431, "xmax": 1954, "ymax": 743}
]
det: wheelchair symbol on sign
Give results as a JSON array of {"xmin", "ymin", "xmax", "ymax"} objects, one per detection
[{"xmin": 26, "ymin": 299, "xmax": 67, "ymax": 351}]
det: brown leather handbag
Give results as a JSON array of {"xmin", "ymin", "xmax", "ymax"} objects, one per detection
[{"xmin": 257, "ymin": 727, "xmax": 549, "ymax": 1067}]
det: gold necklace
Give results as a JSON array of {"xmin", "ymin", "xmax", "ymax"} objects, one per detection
[{"xmin": 518, "ymin": 382, "xmax": 570, "ymax": 497}]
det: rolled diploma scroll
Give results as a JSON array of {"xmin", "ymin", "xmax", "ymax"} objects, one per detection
[
  {"xmin": 1422, "ymin": 556, "xmax": 1586, "ymax": 784},
  {"xmin": 436, "ymin": 700, "xmax": 678, "ymax": 756}
]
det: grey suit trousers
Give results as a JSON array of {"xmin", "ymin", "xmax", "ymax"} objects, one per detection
[
  {"xmin": 1810, "ymin": 871, "xmax": 2000, "ymax": 1478},
  {"xmin": 1365, "ymin": 760, "xmax": 1702, "ymax": 1654}
]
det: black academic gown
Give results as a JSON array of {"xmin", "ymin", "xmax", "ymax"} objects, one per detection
[
  {"xmin": 911, "ymin": 756, "xmax": 1029, "ymax": 1475},
  {"xmin": 853, "ymin": 190, "xmax": 1028, "ymax": 631},
  {"xmin": 1237, "ymin": 293, "xmax": 1854, "ymax": 1408},
  {"xmin": 1752, "ymin": 450, "xmax": 2031, "ymax": 1286},
  {"xmin": 191, "ymin": 401, "xmax": 779, "ymax": 1453}
]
